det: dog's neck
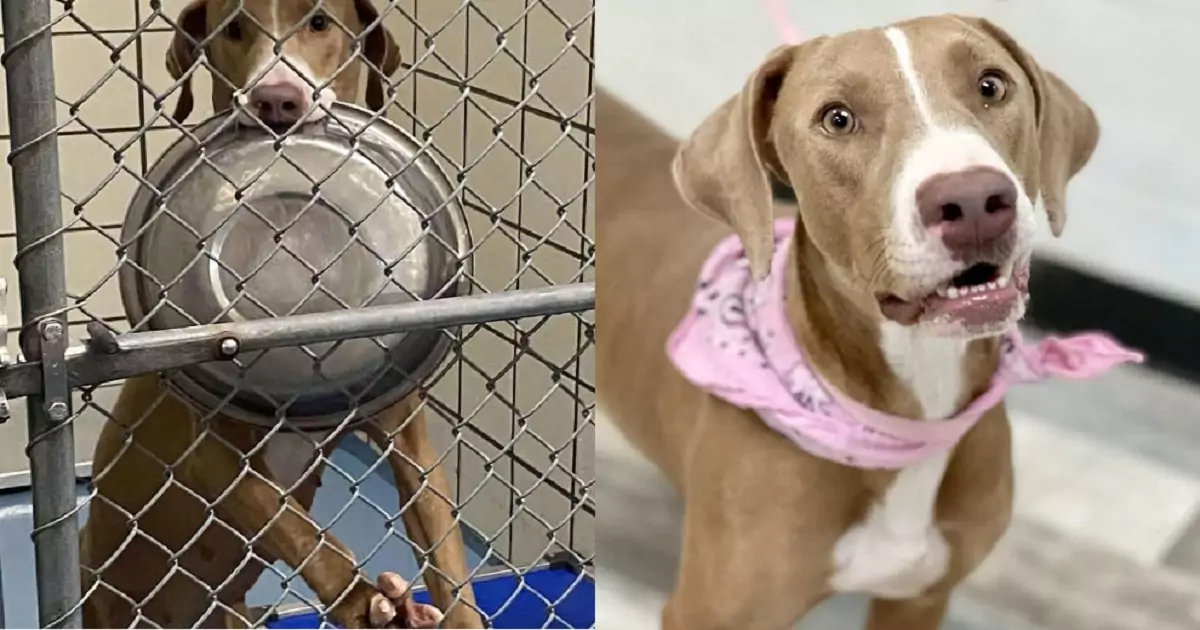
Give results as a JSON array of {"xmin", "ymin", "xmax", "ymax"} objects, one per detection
[{"xmin": 783, "ymin": 224, "xmax": 1001, "ymax": 423}]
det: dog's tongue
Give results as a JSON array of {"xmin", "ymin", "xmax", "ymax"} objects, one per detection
[{"xmin": 880, "ymin": 289, "xmax": 1017, "ymax": 328}]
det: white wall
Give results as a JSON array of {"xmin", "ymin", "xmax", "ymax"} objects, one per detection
[{"xmin": 598, "ymin": 0, "xmax": 1200, "ymax": 308}]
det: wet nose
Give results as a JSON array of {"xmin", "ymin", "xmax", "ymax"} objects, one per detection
[
  {"xmin": 916, "ymin": 167, "xmax": 1017, "ymax": 255},
  {"xmin": 248, "ymin": 84, "xmax": 305, "ymax": 124}
]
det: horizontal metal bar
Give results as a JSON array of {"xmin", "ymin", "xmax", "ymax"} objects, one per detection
[{"xmin": 0, "ymin": 283, "xmax": 594, "ymax": 399}]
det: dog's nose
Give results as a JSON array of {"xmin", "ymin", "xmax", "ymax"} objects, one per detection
[
  {"xmin": 248, "ymin": 84, "xmax": 306, "ymax": 124},
  {"xmin": 917, "ymin": 167, "xmax": 1017, "ymax": 254}
]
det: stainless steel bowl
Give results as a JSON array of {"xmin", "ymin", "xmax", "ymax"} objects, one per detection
[{"xmin": 119, "ymin": 103, "xmax": 471, "ymax": 429}]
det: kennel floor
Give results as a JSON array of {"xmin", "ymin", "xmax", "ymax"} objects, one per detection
[{"xmin": 265, "ymin": 565, "xmax": 595, "ymax": 629}]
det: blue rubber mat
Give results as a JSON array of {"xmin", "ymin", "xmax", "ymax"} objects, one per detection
[{"xmin": 266, "ymin": 565, "xmax": 595, "ymax": 629}]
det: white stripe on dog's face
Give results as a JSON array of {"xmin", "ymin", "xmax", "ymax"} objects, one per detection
[
  {"xmin": 882, "ymin": 27, "xmax": 1037, "ymax": 290},
  {"xmin": 234, "ymin": 0, "xmax": 337, "ymax": 124},
  {"xmin": 885, "ymin": 28, "xmax": 934, "ymax": 123}
]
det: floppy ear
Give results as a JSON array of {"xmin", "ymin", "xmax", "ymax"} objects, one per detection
[
  {"xmin": 165, "ymin": 0, "xmax": 210, "ymax": 123},
  {"xmin": 355, "ymin": 0, "xmax": 403, "ymax": 113},
  {"xmin": 963, "ymin": 17, "xmax": 1099, "ymax": 237},
  {"xmin": 672, "ymin": 46, "xmax": 794, "ymax": 281}
]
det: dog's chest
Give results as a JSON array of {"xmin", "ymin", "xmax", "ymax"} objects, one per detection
[
  {"xmin": 827, "ymin": 325, "xmax": 964, "ymax": 598},
  {"xmin": 828, "ymin": 453, "xmax": 953, "ymax": 598},
  {"xmin": 263, "ymin": 430, "xmax": 332, "ymax": 489}
]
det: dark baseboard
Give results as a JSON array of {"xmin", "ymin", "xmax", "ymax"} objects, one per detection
[
  {"xmin": 770, "ymin": 181, "xmax": 1200, "ymax": 383},
  {"xmin": 1024, "ymin": 259, "xmax": 1200, "ymax": 382}
]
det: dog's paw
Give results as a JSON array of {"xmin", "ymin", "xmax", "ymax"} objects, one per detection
[
  {"xmin": 338, "ymin": 572, "xmax": 444, "ymax": 629},
  {"xmin": 371, "ymin": 572, "xmax": 444, "ymax": 629}
]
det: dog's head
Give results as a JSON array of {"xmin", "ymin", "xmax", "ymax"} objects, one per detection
[
  {"xmin": 166, "ymin": 0, "xmax": 403, "ymax": 125},
  {"xmin": 673, "ymin": 16, "xmax": 1098, "ymax": 338}
]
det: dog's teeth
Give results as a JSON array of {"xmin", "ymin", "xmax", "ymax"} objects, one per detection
[
  {"xmin": 997, "ymin": 276, "xmax": 1009, "ymax": 288},
  {"xmin": 986, "ymin": 281, "xmax": 998, "ymax": 290},
  {"xmin": 947, "ymin": 287, "xmax": 960, "ymax": 299},
  {"xmin": 936, "ymin": 286, "xmax": 948, "ymax": 297}
]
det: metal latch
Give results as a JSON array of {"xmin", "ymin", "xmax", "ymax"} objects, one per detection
[{"xmin": 38, "ymin": 316, "xmax": 69, "ymax": 424}]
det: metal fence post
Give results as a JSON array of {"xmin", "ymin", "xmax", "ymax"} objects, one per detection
[{"xmin": 0, "ymin": 0, "xmax": 81, "ymax": 627}]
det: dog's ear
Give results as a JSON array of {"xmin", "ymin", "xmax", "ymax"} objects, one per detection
[
  {"xmin": 672, "ymin": 46, "xmax": 794, "ymax": 281},
  {"xmin": 963, "ymin": 17, "xmax": 1099, "ymax": 237},
  {"xmin": 355, "ymin": 0, "xmax": 402, "ymax": 113},
  {"xmin": 166, "ymin": 0, "xmax": 209, "ymax": 123}
]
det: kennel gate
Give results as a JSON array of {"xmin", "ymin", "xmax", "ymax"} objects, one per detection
[{"xmin": 0, "ymin": 0, "xmax": 594, "ymax": 626}]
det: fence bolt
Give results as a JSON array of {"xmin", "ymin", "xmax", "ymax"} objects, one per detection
[
  {"xmin": 219, "ymin": 337, "xmax": 240, "ymax": 357},
  {"xmin": 46, "ymin": 401, "xmax": 67, "ymax": 422}
]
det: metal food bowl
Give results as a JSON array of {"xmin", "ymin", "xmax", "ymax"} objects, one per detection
[{"xmin": 119, "ymin": 103, "xmax": 471, "ymax": 429}]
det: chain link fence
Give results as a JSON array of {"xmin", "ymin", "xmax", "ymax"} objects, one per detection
[{"xmin": 0, "ymin": 0, "xmax": 594, "ymax": 627}]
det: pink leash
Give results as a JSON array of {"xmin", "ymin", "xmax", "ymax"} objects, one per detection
[{"xmin": 764, "ymin": 0, "xmax": 802, "ymax": 44}]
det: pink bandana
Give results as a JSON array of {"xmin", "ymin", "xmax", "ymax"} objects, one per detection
[{"xmin": 667, "ymin": 220, "xmax": 1144, "ymax": 469}]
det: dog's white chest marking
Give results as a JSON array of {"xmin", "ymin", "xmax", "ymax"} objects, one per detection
[
  {"xmin": 828, "ymin": 321, "xmax": 966, "ymax": 598},
  {"xmin": 263, "ymin": 430, "xmax": 332, "ymax": 490}
]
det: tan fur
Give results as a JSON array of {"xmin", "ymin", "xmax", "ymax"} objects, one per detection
[
  {"xmin": 165, "ymin": 0, "xmax": 402, "ymax": 122},
  {"xmin": 598, "ymin": 15, "xmax": 1097, "ymax": 630},
  {"xmin": 81, "ymin": 1, "xmax": 480, "ymax": 627}
]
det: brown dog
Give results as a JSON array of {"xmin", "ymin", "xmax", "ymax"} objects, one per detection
[
  {"xmin": 80, "ymin": 1, "xmax": 483, "ymax": 627},
  {"xmin": 597, "ymin": 15, "xmax": 1098, "ymax": 630}
]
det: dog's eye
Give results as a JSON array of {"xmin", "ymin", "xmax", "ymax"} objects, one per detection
[
  {"xmin": 819, "ymin": 105, "xmax": 857, "ymax": 136},
  {"xmin": 978, "ymin": 72, "xmax": 1009, "ymax": 105},
  {"xmin": 309, "ymin": 12, "xmax": 330, "ymax": 32},
  {"xmin": 223, "ymin": 19, "xmax": 244, "ymax": 41}
]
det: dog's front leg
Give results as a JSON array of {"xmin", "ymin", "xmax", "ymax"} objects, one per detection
[
  {"xmin": 664, "ymin": 501, "xmax": 829, "ymax": 630},
  {"xmin": 188, "ymin": 428, "xmax": 442, "ymax": 629},
  {"xmin": 365, "ymin": 397, "xmax": 484, "ymax": 629}
]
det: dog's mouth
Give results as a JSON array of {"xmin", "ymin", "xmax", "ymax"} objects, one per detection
[{"xmin": 877, "ymin": 260, "xmax": 1030, "ymax": 332}]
